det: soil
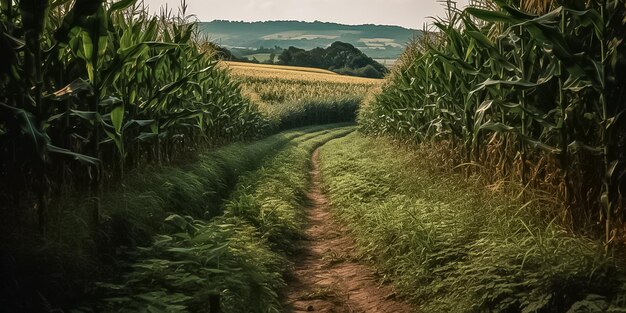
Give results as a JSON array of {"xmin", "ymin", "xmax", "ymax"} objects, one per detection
[{"xmin": 284, "ymin": 148, "xmax": 414, "ymax": 313}]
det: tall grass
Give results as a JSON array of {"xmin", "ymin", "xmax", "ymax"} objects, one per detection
[
  {"xmin": 0, "ymin": 126, "xmax": 328, "ymax": 312},
  {"xmin": 359, "ymin": 0, "xmax": 626, "ymax": 241},
  {"xmin": 319, "ymin": 133, "xmax": 626, "ymax": 312},
  {"xmin": 1, "ymin": 124, "xmax": 348, "ymax": 311},
  {"xmin": 225, "ymin": 125, "xmax": 355, "ymax": 254},
  {"xmin": 90, "ymin": 125, "xmax": 354, "ymax": 312}
]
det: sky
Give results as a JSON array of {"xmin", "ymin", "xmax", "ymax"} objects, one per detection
[{"xmin": 141, "ymin": 0, "xmax": 470, "ymax": 30}]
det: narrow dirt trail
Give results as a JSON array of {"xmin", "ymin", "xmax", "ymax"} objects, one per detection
[{"xmin": 285, "ymin": 148, "xmax": 413, "ymax": 313}]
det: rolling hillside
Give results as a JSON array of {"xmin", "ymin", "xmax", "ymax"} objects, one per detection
[{"xmin": 198, "ymin": 20, "xmax": 421, "ymax": 60}]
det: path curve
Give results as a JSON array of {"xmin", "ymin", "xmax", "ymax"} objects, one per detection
[{"xmin": 285, "ymin": 148, "xmax": 413, "ymax": 313}]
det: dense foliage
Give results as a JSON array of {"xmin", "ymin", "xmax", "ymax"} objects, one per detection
[
  {"xmin": 223, "ymin": 61, "xmax": 379, "ymax": 129},
  {"xmin": 91, "ymin": 125, "xmax": 354, "ymax": 312},
  {"xmin": 321, "ymin": 133, "xmax": 626, "ymax": 313},
  {"xmin": 278, "ymin": 41, "xmax": 389, "ymax": 78},
  {"xmin": 0, "ymin": 0, "xmax": 270, "ymax": 235},
  {"xmin": 1, "ymin": 124, "xmax": 352, "ymax": 311},
  {"xmin": 360, "ymin": 0, "xmax": 626, "ymax": 239}
]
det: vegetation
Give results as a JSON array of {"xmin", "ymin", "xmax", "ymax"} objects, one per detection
[
  {"xmin": 320, "ymin": 133, "xmax": 626, "ymax": 312},
  {"xmin": 222, "ymin": 61, "xmax": 381, "ymax": 128},
  {"xmin": 92, "ymin": 125, "xmax": 354, "ymax": 312},
  {"xmin": 0, "ymin": 0, "xmax": 362, "ymax": 310},
  {"xmin": 278, "ymin": 41, "xmax": 389, "ymax": 78},
  {"xmin": 1, "ymin": 124, "xmax": 352, "ymax": 311},
  {"xmin": 5, "ymin": 0, "xmax": 626, "ymax": 312},
  {"xmin": 360, "ymin": 0, "xmax": 626, "ymax": 241},
  {"xmin": 0, "ymin": 0, "xmax": 270, "ymax": 237},
  {"xmin": 1, "ymin": 124, "xmax": 312, "ymax": 310},
  {"xmin": 201, "ymin": 41, "xmax": 249, "ymax": 62},
  {"xmin": 229, "ymin": 46, "xmax": 283, "ymax": 64}
]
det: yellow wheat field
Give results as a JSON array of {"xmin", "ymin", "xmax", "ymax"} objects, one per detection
[{"xmin": 220, "ymin": 61, "xmax": 383, "ymax": 111}]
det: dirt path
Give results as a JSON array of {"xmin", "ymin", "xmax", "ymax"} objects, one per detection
[{"xmin": 285, "ymin": 148, "xmax": 413, "ymax": 313}]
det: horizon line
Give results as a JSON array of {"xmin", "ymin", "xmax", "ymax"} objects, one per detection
[{"xmin": 200, "ymin": 19, "xmax": 426, "ymax": 31}]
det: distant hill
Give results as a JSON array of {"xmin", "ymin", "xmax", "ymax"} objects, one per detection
[{"xmin": 198, "ymin": 20, "xmax": 421, "ymax": 60}]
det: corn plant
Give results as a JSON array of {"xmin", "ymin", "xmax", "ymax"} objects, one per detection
[
  {"xmin": 359, "ymin": 0, "xmax": 626, "ymax": 243},
  {"xmin": 0, "ymin": 0, "xmax": 270, "ymax": 233}
]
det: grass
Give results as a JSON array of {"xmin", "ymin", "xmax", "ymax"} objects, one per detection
[
  {"xmin": 1, "ymin": 124, "xmax": 349, "ymax": 312},
  {"xmin": 224, "ymin": 125, "xmax": 355, "ymax": 255},
  {"xmin": 73, "ymin": 124, "xmax": 355, "ymax": 312},
  {"xmin": 318, "ymin": 132, "xmax": 626, "ymax": 313}
]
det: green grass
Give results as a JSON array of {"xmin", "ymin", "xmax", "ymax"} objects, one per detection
[
  {"xmin": 225, "ymin": 125, "xmax": 356, "ymax": 254},
  {"xmin": 318, "ymin": 132, "xmax": 626, "ymax": 313},
  {"xmin": 2, "ymin": 124, "xmax": 350, "ymax": 312},
  {"xmin": 80, "ymin": 125, "xmax": 354, "ymax": 312}
]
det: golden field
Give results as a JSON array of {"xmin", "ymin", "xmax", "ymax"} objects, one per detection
[{"xmin": 220, "ymin": 61, "xmax": 383, "ymax": 110}]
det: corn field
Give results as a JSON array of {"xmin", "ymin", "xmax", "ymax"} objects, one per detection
[
  {"xmin": 0, "ymin": 0, "xmax": 269, "ymax": 232},
  {"xmin": 359, "ymin": 0, "xmax": 626, "ymax": 243},
  {"xmin": 222, "ymin": 61, "xmax": 380, "ymax": 129},
  {"xmin": 222, "ymin": 61, "xmax": 381, "ymax": 109}
]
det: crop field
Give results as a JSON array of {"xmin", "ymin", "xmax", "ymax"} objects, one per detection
[
  {"xmin": 222, "ymin": 61, "xmax": 382, "ymax": 130},
  {"xmin": 221, "ymin": 61, "xmax": 382, "ymax": 108},
  {"xmin": 2, "ymin": 1, "xmax": 626, "ymax": 313}
]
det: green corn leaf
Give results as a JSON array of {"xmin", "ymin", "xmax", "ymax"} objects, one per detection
[
  {"xmin": 567, "ymin": 141, "xmax": 603, "ymax": 155},
  {"xmin": 165, "ymin": 214, "xmax": 190, "ymax": 232},
  {"xmin": 47, "ymin": 144, "xmax": 100, "ymax": 164},
  {"xmin": 108, "ymin": 0, "xmax": 137, "ymax": 13},
  {"xmin": 0, "ymin": 102, "xmax": 46, "ymax": 157},
  {"xmin": 99, "ymin": 96, "xmax": 122, "ymax": 108},
  {"xmin": 81, "ymin": 31, "xmax": 94, "ymax": 80},
  {"xmin": 466, "ymin": 7, "xmax": 520, "ymax": 24},
  {"xmin": 110, "ymin": 104, "xmax": 124, "ymax": 135},
  {"xmin": 103, "ymin": 128, "xmax": 124, "ymax": 156},
  {"xmin": 136, "ymin": 132, "xmax": 157, "ymax": 141},
  {"xmin": 122, "ymin": 119, "xmax": 155, "ymax": 131},
  {"xmin": 563, "ymin": 76, "xmax": 594, "ymax": 92},
  {"xmin": 70, "ymin": 110, "xmax": 100, "ymax": 123},
  {"xmin": 492, "ymin": 0, "xmax": 537, "ymax": 20},
  {"xmin": 471, "ymin": 77, "xmax": 540, "ymax": 94}
]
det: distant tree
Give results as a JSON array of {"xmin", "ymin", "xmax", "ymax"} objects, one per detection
[
  {"xmin": 203, "ymin": 42, "xmax": 242, "ymax": 61},
  {"xmin": 276, "ymin": 41, "xmax": 388, "ymax": 78},
  {"xmin": 278, "ymin": 46, "xmax": 305, "ymax": 64},
  {"xmin": 358, "ymin": 65, "xmax": 382, "ymax": 78}
]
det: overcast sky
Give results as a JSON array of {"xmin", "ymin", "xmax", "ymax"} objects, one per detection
[{"xmin": 141, "ymin": 0, "xmax": 470, "ymax": 29}]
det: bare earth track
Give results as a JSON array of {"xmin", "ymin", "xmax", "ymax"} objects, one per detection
[{"xmin": 285, "ymin": 148, "xmax": 413, "ymax": 313}]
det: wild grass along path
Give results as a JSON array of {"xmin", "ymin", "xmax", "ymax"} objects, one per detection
[{"xmin": 285, "ymin": 148, "xmax": 413, "ymax": 313}]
